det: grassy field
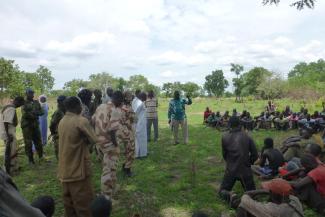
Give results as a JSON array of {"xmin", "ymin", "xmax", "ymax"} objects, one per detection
[{"xmin": 0, "ymin": 97, "xmax": 323, "ymax": 217}]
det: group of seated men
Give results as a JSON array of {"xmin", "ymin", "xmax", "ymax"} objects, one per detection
[
  {"xmin": 204, "ymin": 101, "xmax": 325, "ymax": 132},
  {"xmin": 218, "ymin": 114, "xmax": 325, "ymax": 216}
]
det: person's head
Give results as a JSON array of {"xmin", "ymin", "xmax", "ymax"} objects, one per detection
[
  {"xmin": 64, "ymin": 96, "xmax": 82, "ymax": 115},
  {"xmin": 78, "ymin": 89, "xmax": 92, "ymax": 106},
  {"xmin": 94, "ymin": 89, "xmax": 102, "ymax": 99},
  {"xmin": 25, "ymin": 88, "xmax": 34, "ymax": 101},
  {"xmin": 135, "ymin": 89, "xmax": 141, "ymax": 98},
  {"xmin": 224, "ymin": 111, "xmax": 229, "ymax": 116},
  {"xmin": 304, "ymin": 108, "xmax": 308, "ymax": 115},
  {"xmin": 305, "ymin": 143, "xmax": 322, "ymax": 158},
  {"xmin": 13, "ymin": 96, "xmax": 25, "ymax": 108},
  {"xmin": 268, "ymin": 101, "xmax": 272, "ymax": 105},
  {"xmin": 39, "ymin": 95, "xmax": 47, "ymax": 103},
  {"xmin": 264, "ymin": 137, "xmax": 274, "ymax": 149},
  {"xmin": 106, "ymin": 87, "xmax": 114, "ymax": 97},
  {"xmin": 57, "ymin": 95, "xmax": 66, "ymax": 112},
  {"xmin": 139, "ymin": 92, "xmax": 147, "ymax": 102},
  {"xmin": 148, "ymin": 90, "xmax": 155, "ymax": 99},
  {"xmin": 261, "ymin": 178, "xmax": 292, "ymax": 204},
  {"xmin": 174, "ymin": 91, "xmax": 180, "ymax": 100},
  {"xmin": 112, "ymin": 91, "xmax": 124, "ymax": 107},
  {"xmin": 90, "ymin": 195, "xmax": 112, "ymax": 217},
  {"xmin": 192, "ymin": 211, "xmax": 209, "ymax": 217},
  {"xmin": 229, "ymin": 116, "xmax": 240, "ymax": 129},
  {"xmin": 242, "ymin": 110, "xmax": 247, "ymax": 116},
  {"xmin": 205, "ymin": 107, "xmax": 209, "ymax": 112},
  {"xmin": 314, "ymin": 111, "xmax": 319, "ymax": 117},
  {"xmin": 31, "ymin": 196, "xmax": 55, "ymax": 217},
  {"xmin": 301, "ymin": 153, "xmax": 318, "ymax": 172},
  {"xmin": 216, "ymin": 111, "xmax": 220, "ymax": 116},
  {"xmin": 123, "ymin": 91, "xmax": 133, "ymax": 104},
  {"xmin": 285, "ymin": 105, "xmax": 290, "ymax": 111}
]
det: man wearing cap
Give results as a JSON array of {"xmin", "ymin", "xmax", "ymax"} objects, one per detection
[
  {"xmin": 21, "ymin": 88, "xmax": 44, "ymax": 164},
  {"xmin": 237, "ymin": 178, "xmax": 304, "ymax": 217},
  {"xmin": 219, "ymin": 116, "xmax": 258, "ymax": 205},
  {"xmin": 0, "ymin": 96, "xmax": 25, "ymax": 175},
  {"xmin": 49, "ymin": 95, "xmax": 66, "ymax": 160}
]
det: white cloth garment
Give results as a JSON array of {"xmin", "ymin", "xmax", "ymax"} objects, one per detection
[{"xmin": 134, "ymin": 102, "xmax": 147, "ymax": 157}]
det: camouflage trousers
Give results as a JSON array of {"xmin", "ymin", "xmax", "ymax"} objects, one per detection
[
  {"xmin": 52, "ymin": 135, "xmax": 59, "ymax": 160},
  {"xmin": 101, "ymin": 145, "xmax": 120, "ymax": 199},
  {"xmin": 3, "ymin": 136, "xmax": 19, "ymax": 175},
  {"xmin": 22, "ymin": 126, "xmax": 43, "ymax": 162},
  {"xmin": 121, "ymin": 138, "xmax": 135, "ymax": 169}
]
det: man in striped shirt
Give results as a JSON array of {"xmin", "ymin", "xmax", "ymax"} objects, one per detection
[{"xmin": 145, "ymin": 90, "xmax": 158, "ymax": 142}]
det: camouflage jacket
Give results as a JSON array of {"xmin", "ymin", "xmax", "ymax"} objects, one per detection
[
  {"xmin": 117, "ymin": 104, "xmax": 136, "ymax": 140},
  {"xmin": 50, "ymin": 108, "xmax": 65, "ymax": 136},
  {"xmin": 21, "ymin": 99, "xmax": 44, "ymax": 128},
  {"xmin": 92, "ymin": 102, "xmax": 122, "ymax": 152}
]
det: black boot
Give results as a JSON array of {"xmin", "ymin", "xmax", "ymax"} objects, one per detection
[{"xmin": 125, "ymin": 168, "xmax": 135, "ymax": 177}]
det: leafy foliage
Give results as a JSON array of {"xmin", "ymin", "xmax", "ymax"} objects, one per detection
[
  {"xmin": 230, "ymin": 63, "xmax": 244, "ymax": 101},
  {"xmin": 63, "ymin": 79, "xmax": 89, "ymax": 95},
  {"xmin": 241, "ymin": 67, "xmax": 272, "ymax": 96},
  {"xmin": 204, "ymin": 70, "xmax": 229, "ymax": 97},
  {"xmin": 262, "ymin": 0, "xmax": 316, "ymax": 10}
]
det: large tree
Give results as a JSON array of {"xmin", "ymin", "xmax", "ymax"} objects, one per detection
[
  {"xmin": 127, "ymin": 75, "xmax": 149, "ymax": 91},
  {"xmin": 35, "ymin": 65, "xmax": 55, "ymax": 93},
  {"xmin": 181, "ymin": 82, "xmax": 201, "ymax": 98},
  {"xmin": 63, "ymin": 79, "xmax": 89, "ymax": 95},
  {"xmin": 0, "ymin": 58, "xmax": 24, "ymax": 98},
  {"xmin": 241, "ymin": 67, "xmax": 272, "ymax": 96},
  {"xmin": 204, "ymin": 70, "xmax": 229, "ymax": 97},
  {"xmin": 162, "ymin": 82, "xmax": 173, "ymax": 98},
  {"xmin": 262, "ymin": 0, "xmax": 315, "ymax": 10},
  {"xmin": 88, "ymin": 72, "xmax": 118, "ymax": 92},
  {"xmin": 230, "ymin": 63, "xmax": 244, "ymax": 102}
]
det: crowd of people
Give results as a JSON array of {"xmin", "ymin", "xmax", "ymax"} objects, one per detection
[
  {"xmin": 0, "ymin": 87, "xmax": 160, "ymax": 217},
  {"xmin": 204, "ymin": 101, "xmax": 325, "ymax": 132},
  {"xmin": 1, "ymin": 88, "xmax": 325, "ymax": 217}
]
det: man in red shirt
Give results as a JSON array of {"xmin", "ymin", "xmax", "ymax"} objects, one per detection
[{"xmin": 290, "ymin": 153, "xmax": 325, "ymax": 215}]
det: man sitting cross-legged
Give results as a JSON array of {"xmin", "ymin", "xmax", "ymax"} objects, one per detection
[{"xmin": 237, "ymin": 178, "xmax": 304, "ymax": 217}]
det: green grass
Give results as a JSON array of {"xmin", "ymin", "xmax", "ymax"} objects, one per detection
[{"xmin": 0, "ymin": 97, "xmax": 323, "ymax": 217}]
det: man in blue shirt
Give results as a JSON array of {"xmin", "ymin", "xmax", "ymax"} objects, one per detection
[{"xmin": 168, "ymin": 91, "xmax": 192, "ymax": 145}]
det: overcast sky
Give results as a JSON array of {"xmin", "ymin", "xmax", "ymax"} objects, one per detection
[{"xmin": 1, "ymin": 0, "xmax": 325, "ymax": 89}]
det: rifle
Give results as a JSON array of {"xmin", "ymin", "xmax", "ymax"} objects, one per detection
[{"xmin": 4, "ymin": 138, "xmax": 11, "ymax": 175}]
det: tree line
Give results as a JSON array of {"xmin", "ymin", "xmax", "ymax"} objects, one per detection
[{"xmin": 1, "ymin": 57, "xmax": 324, "ymax": 100}]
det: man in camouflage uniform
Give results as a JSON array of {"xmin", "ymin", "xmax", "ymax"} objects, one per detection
[
  {"xmin": 21, "ymin": 88, "xmax": 44, "ymax": 164},
  {"xmin": 92, "ymin": 91, "xmax": 123, "ymax": 200},
  {"xmin": 118, "ymin": 91, "xmax": 136, "ymax": 177},
  {"xmin": 49, "ymin": 95, "xmax": 66, "ymax": 160}
]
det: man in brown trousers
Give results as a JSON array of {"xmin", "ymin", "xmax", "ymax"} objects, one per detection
[{"xmin": 58, "ymin": 96, "xmax": 97, "ymax": 217}]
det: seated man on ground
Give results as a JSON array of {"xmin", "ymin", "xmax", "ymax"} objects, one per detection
[
  {"xmin": 266, "ymin": 100, "xmax": 276, "ymax": 115},
  {"xmin": 282, "ymin": 129, "xmax": 315, "ymax": 162},
  {"xmin": 288, "ymin": 113, "xmax": 299, "ymax": 129},
  {"xmin": 203, "ymin": 107, "xmax": 212, "ymax": 124},
  {"xmin": 219, "ymin": 116, "xmax": 258, "ymax": 207},
  {"xmin": 237, "ymin": 178, "xmax": 304, "ymax": 217},
  {"xmin": 274, "ymin": 113, "xmax": 289, "ymax": 131},
  {"xmin": 241, "ymin": 112, "xmax": 254, "ymax": 131},
  {"xmin": 252, "ymin": 138, "xmax": 284, "ymax": 179},
  {"xmin": 290, "ymin": 153, "xmax": 325, "ymax": 215},
  {"xmin": 221, "ymin": 111, "xmax": 230, "ymax": 128}
]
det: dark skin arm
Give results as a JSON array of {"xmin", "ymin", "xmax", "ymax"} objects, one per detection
[
  {"xmin": 290, "ymin": 176, "xmax": 313, "ymax": 189},
  {"xmin": 282, "ymin": 168, "xmax": 304, "ymax": 180},
  {"xmin": 245, "ymin": 189, "xmax": 270, "ymax": 199}
]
